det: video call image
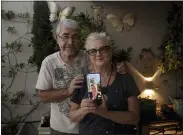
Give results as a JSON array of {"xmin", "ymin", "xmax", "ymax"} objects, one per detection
[{"xmin": 87, "ymin": 74, "xmax": 102, "ymax": 100}]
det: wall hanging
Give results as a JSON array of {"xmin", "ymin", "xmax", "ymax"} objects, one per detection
[{"xmin": 47, "ymin": 2, "xmax": 136, "ymax": 32}]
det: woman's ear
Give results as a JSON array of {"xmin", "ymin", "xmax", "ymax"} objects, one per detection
[
  {"xmin": 109, "ymin": 48, "xmax": 113, "ymax": 58},
  {"xmin": 111, "ymin": 46, "xmax": 114, "ymax": 53}
]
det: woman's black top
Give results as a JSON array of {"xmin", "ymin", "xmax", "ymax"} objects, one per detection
[{"xmin": 71, "ymin": 73, "xmax": 140, "ymax": 135}]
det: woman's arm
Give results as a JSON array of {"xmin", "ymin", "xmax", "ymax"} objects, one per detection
[
  {"xmin": 95, "ymin": 96, "xmax": 140, "ymax": 125},
  {"xmin": 69, "ymin": 102, "xmax": 85, "ymax": 122},
  {"xmin": 69, "ymin": 99, "xmax": 96, "ymax": 122}
]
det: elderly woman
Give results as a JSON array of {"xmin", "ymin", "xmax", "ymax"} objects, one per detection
[
  {"xmin": 69, "ymin": 32, "xmax": 140, "ymax": 135},
  {"xmin": 90, "ymin": 84, "xmax": 98, "ymax": 100}
]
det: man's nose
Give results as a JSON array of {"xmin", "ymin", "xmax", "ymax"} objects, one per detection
[
  {"xmin": 96, "ymin": 50, "xmax": 102, "ymax": 56},
  {"xmin": 68, "ymin": 37, "xmax": 73, "ymax": 44}
]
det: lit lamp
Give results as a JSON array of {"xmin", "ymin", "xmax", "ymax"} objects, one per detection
[
  {"xmin": 144, "ymin": 81, "xmax": 155, "ymax": 99},
  {"xmin": 145, "ymin": 81, "xmax": 154, "ymax": 90}
]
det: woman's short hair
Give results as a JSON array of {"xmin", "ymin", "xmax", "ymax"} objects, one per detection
[
  {"xmin": 56, "ymin": 19, "xmax": 80, "ymax": 34},
  {"xmin": 85, "ymin": 32, "xmax": 113, "ymax": 50}
]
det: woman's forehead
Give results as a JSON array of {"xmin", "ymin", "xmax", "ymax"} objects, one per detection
[{"xmin": 88, "ymin": 39, "xmax": 105, "ymax": 48}]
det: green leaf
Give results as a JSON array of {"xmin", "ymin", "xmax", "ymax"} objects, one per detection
[
  {"xmin": 28, "ymin": 44, "xmax": 32, "ymax": 47},
  {"xmin": 8, "ymin": 68, "xmax": 17, "ymax": 77},
  {"xmin": 7, "ymin": 26, "xmax": 16, "ymax": 33},
  {"xmin": 5, "ymin": 42, "xmax": 10, "ymax": 49},
  {"xmin": 1, "ymin": 83, "xmax": 5, "ymax": 89},
  {"xmin": 19, "ymin": 63, "xmax": 25, "ymax": 69},
  {"xmin": 2, "ymin": 55, "xmax": 6, "ymax": 63},
  {"xmin": 6, "ymin": 10, "xmax": 15, "ymax": 20}
]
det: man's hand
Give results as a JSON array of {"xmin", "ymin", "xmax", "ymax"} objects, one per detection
[
  {"xmin": 68, "ymin": 75, "xmax": 84, "ymax": 95},
  {"xmin": 117, "ymin": 61, "xmax": 127, "ymax": 74},
  {"xmin": 80, "ymin": 98, "xmax": 96, "ymax": 116}
]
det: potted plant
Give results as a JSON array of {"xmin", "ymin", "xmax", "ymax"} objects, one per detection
[
  {"xmin": 137, "ymin": 97, "xmax": 157, "ymax": 134},
  {"xmin": 1, "ymin": 96, "xmax": 25, "ymax": 135},
  {"xmin": 1, "ymin": 92, "xmax": 40, "ymax": 135},
  {"xmin": 158, "ymin": 2, "xmax": 183, "ymax": 120},
  {"xmin": 1, "ymin": 115, "xmax": 25, "ymax": 135},
  {"xmin": 139, "ymin": 97, "xmax": 157, "ymax": 123},
  {"xmin": 38, "ymin": 115, "xmax": 51, "ymax": 135}
]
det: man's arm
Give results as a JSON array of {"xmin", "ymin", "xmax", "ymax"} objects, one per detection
[
  {"xmin": 38, "ymin": 88, "xmax": 71, "ymax": 103},
  {"xmin": 36, "ymin": 57, "xmax": 84, "ymax": 103},
  {"xmin": 116, "ymin": 61, "xmax": 127, "ymax": 74},
  {"xmin": 38, "ymin": 74, "xmax": 84, "ymax": 103},
  {"xmin": 36, "ymin": 61, "xmax": 70, "ymax": 103}
]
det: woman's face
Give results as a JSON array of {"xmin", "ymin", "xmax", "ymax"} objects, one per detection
[
  {"xmin": 91, "ymin": 85, "xmax": 97, "ymax": 93},
  {"xmin": 87, "ymin": 39, "xmax": 112, "ymax": 67}
]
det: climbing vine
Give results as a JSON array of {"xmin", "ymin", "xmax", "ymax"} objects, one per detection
[{"xmin": 1, "ymin": 8, "xmax": 40, "ymax": 134}]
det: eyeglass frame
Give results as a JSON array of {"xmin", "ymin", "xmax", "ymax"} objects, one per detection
[
  {"xmin": 57, "ymin": 34, "xmax": 79, "ymax": 42},
  {"xmin": 86, "ymin": 45, "xmax": 111, "ymax": 56}
]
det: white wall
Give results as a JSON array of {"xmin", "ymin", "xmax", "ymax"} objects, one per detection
[
  {"xmin": 1, "ymin": 1, "xmax": 183, "ymax": 134},
  {"xmin": 1, "ymin": 2, "xmax": 49, "ymax": 134}
]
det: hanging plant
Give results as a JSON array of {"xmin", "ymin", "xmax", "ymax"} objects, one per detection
[
  {"xmin": 112, "ymin": 47, "xmax": 133, "ymax": 64},
  {"xmin": 71, "ymin": 11, "xmax": 106, "ymax": 49},
  {"xmin": 158, "ymin": 2, "xmax": 182, "ymax": 74},
  {"xmin": 158, "ymin": 2, "xmax": 183, "ymax": 98}
]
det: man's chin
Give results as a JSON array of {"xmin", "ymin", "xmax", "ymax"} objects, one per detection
[{"xmin": 65, "ymin": 50, "xmax": 77, "ymax": 56}]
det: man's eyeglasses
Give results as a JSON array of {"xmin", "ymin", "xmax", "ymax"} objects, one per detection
[
  {"xmin": 57, "ymin": 34, "xmax": 79, "ymax": 42},
  {"xmin": 86, "ymin": 46, "xmax": 111, "ymax": 56}
]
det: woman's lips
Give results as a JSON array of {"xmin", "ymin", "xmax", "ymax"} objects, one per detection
[{"xmin": 96, "ymin": 58, "xmax": 104, "ymax": 60}]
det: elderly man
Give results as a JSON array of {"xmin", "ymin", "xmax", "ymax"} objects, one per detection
[{"xmin": 36, "ymin": 19, "xmax": 126, "ymax": 135}]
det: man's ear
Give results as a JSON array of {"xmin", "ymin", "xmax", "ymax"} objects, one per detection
[
  {"xmin": 55, "ymin": 34, "xmax": 59, "ymax": 45},
  {"xmin": 55, "ymin": 34, "xmax": 58, "ymax": 40}
]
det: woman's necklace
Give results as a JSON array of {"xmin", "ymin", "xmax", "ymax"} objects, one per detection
[
  {"xmin": 101, "ymin": 67, "xmax": 113, "ymax": 87},
  {"xmin": 100, "ymin": 66, "xmax": 113, "ymax": 94}
]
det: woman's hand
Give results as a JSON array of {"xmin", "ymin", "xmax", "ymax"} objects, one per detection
[
  {"xmin": 94, "ymin": 95, "xmax": 108, "ymax": 116},
  {"xmin": 80, "ymin": 98, "xmax": 96, "ymax": 116}
]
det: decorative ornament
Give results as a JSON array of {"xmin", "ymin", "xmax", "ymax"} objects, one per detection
[
  {"xmin": 138, "ymin": 48, "xmax": 157, "ymax": 77},
  {"xmin": 106, "ymin": 12, "xmax": 136, "ymax": 32},
  {"xmin": 47, "ymin": 1, "xmax": 59, "ymax": 22},
  {"xmin": 123, "ymin": 13, "xmax": 135, "ymax": 26},
  {"xmin": 47, "ymin": 2, "xmax": 136, "ymax": 33},
  {"xmin": 59, "ymin": 6, "xmax": 75, "ymax": 20},
  {"xmin": 47, "ymin": 1, "xmax": 75, "ymax": 22},
  {"xmin": 91, "ymin": 5, "xmax": 104, "ymax": 18}
]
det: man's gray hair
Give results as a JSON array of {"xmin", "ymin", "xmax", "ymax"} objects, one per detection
[
  {"xmin": 56, "ymin": 19, "xmax": 80, "ymax": 34},
  {"xmin": 85, "ymin": 32, "xmax": 113, "ymax": 50}
]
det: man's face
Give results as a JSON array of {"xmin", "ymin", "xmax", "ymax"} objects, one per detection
[{"xmin": 57, "ymin": 26, "xmax": 80, "ymax": 56}]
